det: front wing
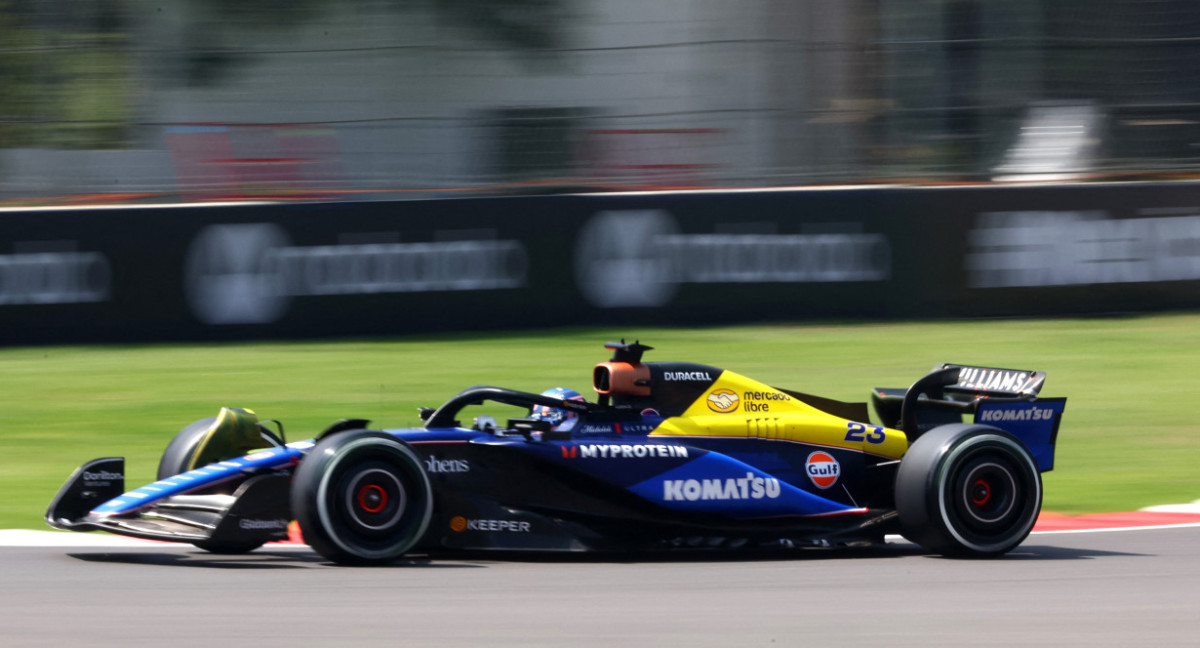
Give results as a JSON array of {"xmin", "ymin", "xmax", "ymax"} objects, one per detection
[{"xmin": 45, "ymin": 442, "xmax": 309, "ymax": 546}]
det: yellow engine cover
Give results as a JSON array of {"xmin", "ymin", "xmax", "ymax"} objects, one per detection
[{"xmin": 650, "ymin": 370, "xmax": 908, "ymax": 460}]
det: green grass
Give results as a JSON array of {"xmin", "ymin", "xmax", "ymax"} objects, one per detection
[{"xmin": 7, "ymin": 313, "xmax": 1200, "ymax": 529}]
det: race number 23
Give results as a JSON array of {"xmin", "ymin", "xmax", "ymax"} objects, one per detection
[{"xmin": 845, "ymin": 422, "xmax": 885, "ymax": 445}]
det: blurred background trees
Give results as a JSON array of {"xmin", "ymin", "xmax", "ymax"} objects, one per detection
[{"xmin": 3, "ymin": 0, "xmax": 1200, "ymax": 201}]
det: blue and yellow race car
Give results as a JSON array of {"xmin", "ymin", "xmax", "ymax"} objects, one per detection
[{"xmin": 47, "ymin": 341, "xmax": 1066, "ymax": 564}]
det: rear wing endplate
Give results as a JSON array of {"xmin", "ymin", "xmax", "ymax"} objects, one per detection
[{"xmin": 873, "ymin": 364, "xmax": 1066, "ymax": 471}]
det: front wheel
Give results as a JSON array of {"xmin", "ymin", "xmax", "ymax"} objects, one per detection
[
  {"xmin": 159, "ymin": 416, "xmax": 264, "ymax": 554},
  {"xmin": 895, "ymin": 424, "xmax": 1042, "ymax": 557},
  {"xmin": 291, "ymin": 431, "xmax": 433, "ymax": 565},
  {"xmin": 157, "ymin": 416, "xmax": 218, "ymax": 480}
]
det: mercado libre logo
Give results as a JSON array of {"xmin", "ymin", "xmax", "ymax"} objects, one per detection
[
  {"xmin": 707, "ymin": 389, "xmax": 740, "ymax": 413},
  {"xmin": 806, "ymin": 452, "xmax": 841, "ymax": 489},
  {"xmin": 449, "ymin": 516, "xmax": 468, "ymax": 532}
]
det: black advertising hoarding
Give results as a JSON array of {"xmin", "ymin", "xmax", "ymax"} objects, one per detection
[
  {"xmin": 0, "ymin": 193, "xmax": 905, "ymax": 344},
  {"xmin": 2, "ymin": 182, "xmax": 1200, "ymax": 345},
  {"xmin": 904, "ymin": 183, "xmax": 1200, "ymax": 317},
  {"xmin": 570, "ymin": 189, "xmax": 902, "ymax": 321},
  {"xmin": 0, "ymin": 199, "xmax": 571, "ymax": 344}
]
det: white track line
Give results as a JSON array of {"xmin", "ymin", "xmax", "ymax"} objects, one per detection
[
  {"xmin": 0, "ymin": 530, "xmax": 163, "ymax": 547},
  {"xmin": 1140, "ymin": 499, "xmax": 1200, "ymax": 514},
  {"xmin": 0, "ymin": 530, "xmax": 308, "ymax": 548},
  {"xmin": 1031, "ymin": 522, "xmax": 1200, "ymax": 535}
]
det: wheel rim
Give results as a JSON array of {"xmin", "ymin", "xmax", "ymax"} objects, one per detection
[
  {"xmin": 937, "ymin": 435, "xmax": 1040, "ymax": 553},
  {"xmin": 358, "ymin": 485, "xmax": 387, "ymax": 513},
  {"xmin": 344, "ymin": 467, "xmax": 407, "ymax": 532},
  {"xmin": 958, "ymin": 461, "xmax": 1017, "ymax": 527}
]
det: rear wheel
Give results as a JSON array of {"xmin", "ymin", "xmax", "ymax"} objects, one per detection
[
  {"xmin": 895, "ymin": 424, "xmax": 1041, "ymax": 557},
  {"xmin": 291, "ymin": 431, "xmax": 433, "ymax": 565}
]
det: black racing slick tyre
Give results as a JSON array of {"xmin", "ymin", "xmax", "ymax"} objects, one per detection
[
  {"xmin": 291, "ymin": 431, "xmax": 433, "ymax": 566},
  {"xmin": 895, "ymin": 424, "xmax": 1042, "ymax": 557},
  {"xmin": 157, "ymin": 417, "xmax": 217, "ymax": 481},
  {"xmin": 157, "ymin": 417, "xmax": 264, "ymax": 554}
]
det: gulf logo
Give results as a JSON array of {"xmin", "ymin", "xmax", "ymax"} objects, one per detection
[
  {"xmin": 707, "ymin": 389, "xmax": 740, "ymax": 413},
  {"xmin": 806, "ymin": 452, "xmax": 841, "ymax": 489}
]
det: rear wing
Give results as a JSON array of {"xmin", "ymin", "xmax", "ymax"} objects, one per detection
[
  {"xmin": 941, "ymin": 364, "xmax": 1045, "ymax": 399},
  {"xmin": 873, "ymin": 364, "xmax": 1066, "ymax": 471}
]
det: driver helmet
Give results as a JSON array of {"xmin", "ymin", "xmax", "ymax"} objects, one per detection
[{"xmin": 531, "ymin": 387, "xmax": 586, "ymax": 428}]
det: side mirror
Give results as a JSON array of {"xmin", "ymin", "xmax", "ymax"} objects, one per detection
[{"xmin": 472, "ymin": 415, "xmax": 498, "ymax": 433}]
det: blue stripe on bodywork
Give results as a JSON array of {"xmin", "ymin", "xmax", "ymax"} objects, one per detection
[
  {"xmin": 628, "ymin": 451, "xmax": 862, "ymax": 518},
  {"xmin": 89, "ymin": 441, "xmax": 312, "ymax": 516}
]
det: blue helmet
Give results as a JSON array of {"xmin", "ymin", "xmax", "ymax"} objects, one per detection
[{"xmin": 530, "ymin": 387, "xmax": 585, "ymax": 428}]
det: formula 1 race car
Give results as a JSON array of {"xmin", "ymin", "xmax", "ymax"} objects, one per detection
[{"xmin": 47, "ymin": 341, "xmax": 1067, "ymax": 565}]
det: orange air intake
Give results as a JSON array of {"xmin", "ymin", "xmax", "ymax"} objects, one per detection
[{"xmin": 593, "ymin": 362, "xmax": 652, "ymax": 397}]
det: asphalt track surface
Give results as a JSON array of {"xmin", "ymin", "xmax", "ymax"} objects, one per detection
[{"xmin": 3, "ymin": 525, "xmax": 1199, "ymax": 647}]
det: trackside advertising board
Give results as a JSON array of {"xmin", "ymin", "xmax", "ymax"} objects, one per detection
[{"xmin": 2, "ymin": 183, "xmax": 1200, "ymax": 344}]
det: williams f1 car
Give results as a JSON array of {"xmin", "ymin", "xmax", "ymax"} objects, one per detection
[{"xmin": 47, "ymin": 341, "xmax": 1066, "ymax": 564}]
